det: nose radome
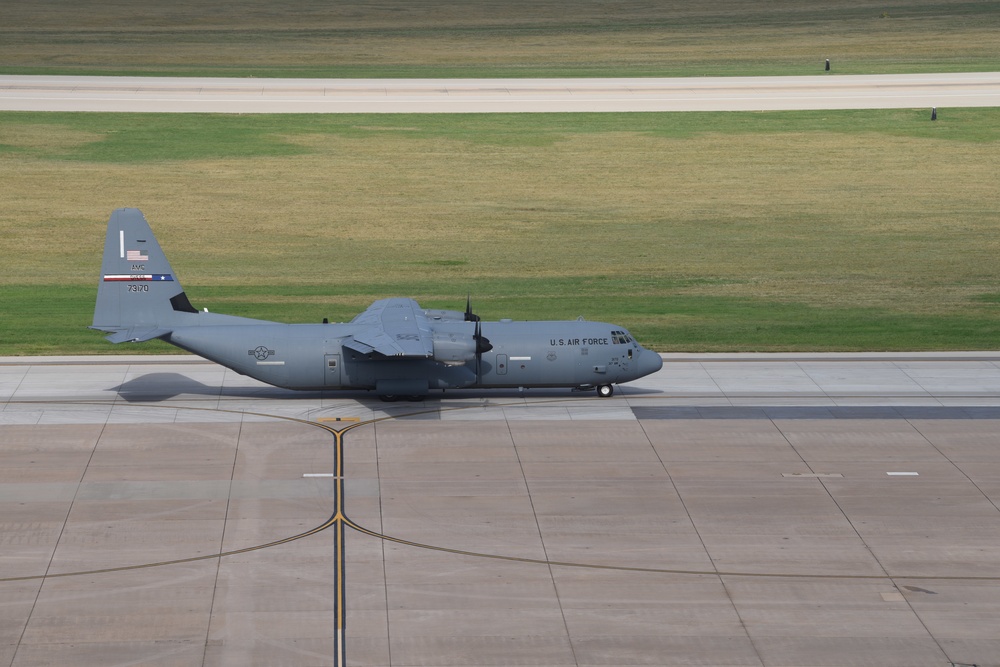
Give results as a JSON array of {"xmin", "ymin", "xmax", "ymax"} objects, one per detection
[{"xmin": 638, "ymin": 349, "xmax": 663, "ymax": 377}]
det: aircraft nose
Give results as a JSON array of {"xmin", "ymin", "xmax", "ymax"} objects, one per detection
[{"xmin": 637, "ymin": 348, "xmax": 663, "ymax": 378}]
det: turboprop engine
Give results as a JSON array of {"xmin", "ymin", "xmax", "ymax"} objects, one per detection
[{"xmin": 432, "ymin": 333, "xmax": 478, "ymax": 366}]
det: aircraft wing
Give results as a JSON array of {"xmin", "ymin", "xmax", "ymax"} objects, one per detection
[{"xmin": 344, "ymin": 298, "xmax": 435, "ymax": 358}]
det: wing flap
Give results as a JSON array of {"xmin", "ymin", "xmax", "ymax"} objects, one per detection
[{"xmin": 343, "ymin": 330, "xmax": 411, "ymax": 357}]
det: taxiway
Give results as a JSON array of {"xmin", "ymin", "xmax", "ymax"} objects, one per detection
[
  {"xmin": 3, "ymin": 353, "xmax": 1000, "ymax": 666},
  {"xmin": 3, "ymin": 72, "xmax": 1000, "ymax": 113}
]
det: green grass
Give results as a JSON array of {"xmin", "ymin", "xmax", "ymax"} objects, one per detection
[
  {"xmin": 3, "ymin": 0, "xmax": 999, "ymax": 78},
  {"xmin": 2, "ymin": 109, "xmax": 999, "ymax": 354}
]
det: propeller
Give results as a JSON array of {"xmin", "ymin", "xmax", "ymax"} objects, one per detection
[
  {"xmin": 464, "ymin": 294, "xmax": 480, "ymax": 322},
  {"xmin": 474, "ymin": 319, "xmax": 493, "ymax": 384},
  {"xmin": 466, "ymin": 296, "xmax": 492, "ymax": 384}
]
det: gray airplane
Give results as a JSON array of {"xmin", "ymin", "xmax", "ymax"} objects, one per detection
[{"xmin": 92, "ymin": 208, "xmax": 663, "ymax": 399}]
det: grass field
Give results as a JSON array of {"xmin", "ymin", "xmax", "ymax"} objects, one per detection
[
  {"xmin": 3, "ymin": 0, "xmax": 999, "ymax": 78},
  {"xmin": 2, "ymin": 109, "xmax": 999, "ymax": 354}
]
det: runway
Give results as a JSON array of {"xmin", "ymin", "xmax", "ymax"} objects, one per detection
[
  {"xmin": 3, "ymin": 72, "xmax": 1000, "ymax": 113},
  {"xmin": 3, "ymin": 353, "xmax": 1000, "ymax": 666}
]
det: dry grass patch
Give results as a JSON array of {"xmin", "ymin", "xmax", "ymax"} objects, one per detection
[{"xmin": 0, "ymin": 125, "xmax": 105, "ymax": 153}]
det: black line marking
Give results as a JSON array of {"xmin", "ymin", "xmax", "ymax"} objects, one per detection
[{"xmin": 341, "ymin": 516, "xmax": 1000, "ymax": 582}]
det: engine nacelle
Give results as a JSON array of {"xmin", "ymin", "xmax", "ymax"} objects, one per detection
[{"xmin": 432, "ymin": 333, "xmax": 477, "ymax": 366}]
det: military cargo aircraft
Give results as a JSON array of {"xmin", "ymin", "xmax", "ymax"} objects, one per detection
[{"xmin": 92, "ymin": 209, "xmax": 663, "ymax": 399}]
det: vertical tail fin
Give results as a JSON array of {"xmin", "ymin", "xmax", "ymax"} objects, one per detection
[{"xmin": 91, "ymin": 208, "xmax": 197, "ymax": 343}]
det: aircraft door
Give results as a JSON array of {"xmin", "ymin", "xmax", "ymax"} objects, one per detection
[
  {"xmin": 324, "ymin": 354, "xmax": 342, "ymax": 387},
  {"xmin": 496, "ymin": 354, "xmax": 508, "ymax": 375}
]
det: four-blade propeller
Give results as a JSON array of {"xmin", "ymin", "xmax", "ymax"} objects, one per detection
[{"xmin": 466, "ymin": 296, "xmax": 493, "ymax": 382}]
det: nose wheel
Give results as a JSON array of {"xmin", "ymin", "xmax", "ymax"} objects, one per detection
[{"xmin": 597, "ymin": 384, "xmax": 614, "ymax": 398}]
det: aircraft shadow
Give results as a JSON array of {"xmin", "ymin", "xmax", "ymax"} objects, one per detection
[
  {"xmin": 111, "ymin": 373, "xmax": 662, "ymax": 403},
  {"xmin": 111, "ymin": 373, "xmax": 320, "ymax": 403}
]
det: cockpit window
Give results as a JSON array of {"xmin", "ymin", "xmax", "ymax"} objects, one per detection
[{"xmin": 611, "ymin": 330, "xmax": 634, "ymax": 345}]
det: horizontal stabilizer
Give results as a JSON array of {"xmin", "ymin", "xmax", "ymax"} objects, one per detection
[{"xmin": 92, "ymin": 327, "xmax": 172, "ymax": 344}]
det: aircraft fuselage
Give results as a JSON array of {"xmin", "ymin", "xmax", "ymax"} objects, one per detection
[{"xmin": 166, "ymin": 318, "xmax": 662, "ymax": 394}]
